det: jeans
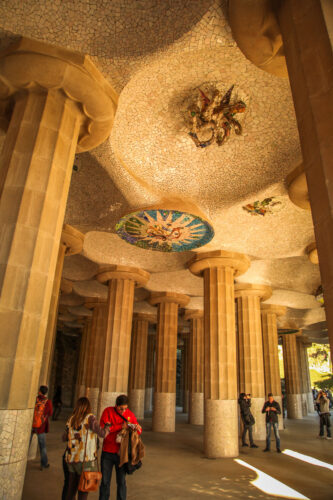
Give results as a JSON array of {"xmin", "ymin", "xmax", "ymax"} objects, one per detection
[
  {"xmin": 266, "ymin": 422, "xmax": 280, "ymax": 450},
  {"xmin": 30, "ymin": 432, "xmax": 49, "ymax": 467},
  {"xmin": 242, "ymin": 423, "xmax": 254, "ymax": 445},
  {"xmin": 319, "ymin": 414, "xmax": 331, "ymax": 437},
  {"xmin": 99, "ymin": 452, "xmax": 126, "ymax": 500}
]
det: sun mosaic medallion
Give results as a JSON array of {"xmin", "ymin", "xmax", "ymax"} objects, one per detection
[{"xmin": 115, "ymin": 209, "xmax": 214, "ymax": 252}]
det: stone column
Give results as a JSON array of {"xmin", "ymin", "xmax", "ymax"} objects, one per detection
[
  {"xmin": 297, "ymin": 337, "xmax": 313, "ymax": 415},
  {"xmin": 189, "ymin": 250, "xmax": 250, "ymax": 458},
  {"xmin": 128, "ymin": 313, "xmax": 156, "ymax": 419},
  {"xmin": 39, "ymin": 225, "xmax": 84, "ymax": 386},
  {"xmin": 235, "ymin": 284, "xmax": 272, "ymax": 441},
  {"xmin": 282, "ymin": 333, "xmax": 303, "ymax": 419},
  {"xmin": 0, "ymin": 38, "xmax": 116, "ymax": 497},
  {"xmin": 149, "ymin": 292, "xmax": 190, "ymax": 433},
  {"xmin": 261, "ymin": 304, "xmax": 286, "ymax": 430},
  {"xmin": 97, "ymin": 266, "xmax": 149, "ymax": 413},
  {"xmin": 277, "ymin": 0, "xmax": 333, "ymax": 356},
  {"xmin": 84, "ymin": 300, "xmax": 107, "ymax": 415},
  {"xmin": 145, "ymin": 333, "xmax": 155, "ymax": 412},
  {"xmin": 76, "ymin": 318, "xmax": 92, "ymax": 399},
  {"xmin": 181, "ymin": 334, "xmax": 190, "ymax": 414},
  {"xmin": 184, "ymin": 310, "xmax": 204, "ymax": 425},
  {"xmin": 303, "ymin": 340, "xmax": 314, "ymax": 412}
]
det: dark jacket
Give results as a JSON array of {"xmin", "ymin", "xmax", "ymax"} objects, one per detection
[
  {"xmin": 262, "ymin": 400, "xmax": 281, "ymax": 423},
  {"xmin": 238, "ymin": 397, "xmax": 255, "ymax": 425}
]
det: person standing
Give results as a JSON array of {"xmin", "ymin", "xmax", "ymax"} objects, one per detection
[
  {"xmin": 52, "ymin": 385, "xmax": 63, "ymax": 421},
  {"xmin": 31, "ymin": 385, "xmax": 53, "ymax": 470},
  {"xmin": 99, "ymin": 394, "xmax": 142, "ymax": 500},
  {"xmin": 262, "ymin": 393, "xmax": 282, "ymax": 453},
  {"xmin": 316, "ymin": 390, "xmax": 332, "ymax": 439},
  {"xmin": 63, "ymin": 397, "xmax": 110, "ymax": 500},
  {"xmin": 238, "ymin": 393, "xmax": 258, "ymax": 448}
]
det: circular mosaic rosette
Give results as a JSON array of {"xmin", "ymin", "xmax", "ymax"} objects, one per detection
[{"xmin": 116, "ymin": 209, "xmax": 214, "ymax": 252}]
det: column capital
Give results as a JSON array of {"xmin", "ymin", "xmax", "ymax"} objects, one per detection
[
  {"xmin": 149, "ymin": 291, "xmax": 190, "ymax": 307},
  {"xmin": 184, "ymin": 309, "xmax": 203, "ymax": 320},
  {"xmin": 188, "ymin": 250, "xmax": 250, "ymax": 277},
  {"xmin": 97, "ymin": 265, "xmax": 150, "ymax": 287},
  {"xmin": 0, "ymin": 37, "xmax": 118, "ymax": 151},
  {"xmin": 133, "ymin": 312, "xmax": 157, "ymax": 324},
  {"xmin": 84, "ymin": 297, "xmax": 107, "ymax": 309},
  {"xmin": 261, "ymin": 303, "xmax": 287, "ymax": 317},
  {"xmin": 235, "ymin": 283, "xmax": 272, "ymax": 301},
  {"xmin": 61, "ymin": 224, "xmax": 84, "ymax": 256}
]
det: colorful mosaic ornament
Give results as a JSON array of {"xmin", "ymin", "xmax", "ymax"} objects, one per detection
[
  {"xmin": 187, "ymin": 85, "xmax": 246, "ymax": 148},
  {"xmin": 242, "ymin": 197, "xmax": 283, "ymax": 216},
  {"xmin": 116, "ymin": 209, "xmax": 214, "ymax": 252}
]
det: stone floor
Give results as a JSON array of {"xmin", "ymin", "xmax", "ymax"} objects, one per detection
[{"xmin": 23, "ymin": 412, "xmax": 333, "ymax": 500}]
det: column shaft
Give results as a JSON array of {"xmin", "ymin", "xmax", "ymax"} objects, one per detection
[
  {"xmin": 182, "ymin": 336, "xmax": 190, "ymax": 413},
  {"xmin": 237, "ymin": 295, "xmax": 266, "ymax": 440},
  {"xmin": 189, "ymin": 317, "xmax": 204, "ymax": 425},
  {"xmin": 145, "ymin": 334, "xmax": 155, "ymax": 412},
  {"xmin": 153, "ymin": 302, "xmax": 179, "ymax": 432},
  {"xmin": 128, "ymin": 318, "xmax": 149, "ymax": 419},
  {"xmin": 282, "ymin": 334, "xmax": 303, "ymax": 419}
]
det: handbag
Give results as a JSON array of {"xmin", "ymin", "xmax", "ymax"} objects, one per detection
[
  {"xmin": 78, "ymin": 423, "xmax": 102, "ymax": 492},
  {"xmin": 114, "ymin": 408, "xmax": 144, "ymax": 475}
]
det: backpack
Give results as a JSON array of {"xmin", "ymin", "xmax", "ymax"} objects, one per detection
[{"xmin": 32, "ymin": 397, "xmax": 47, "ymax": 429}]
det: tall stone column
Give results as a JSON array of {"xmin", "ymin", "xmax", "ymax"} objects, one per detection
[
  {"xmin": 0, "ymin": 38, "xmax": 116, "ymax": 497},
  {"xmin": 149, "ymin": 292, "xmax": 190, "ymax": 433},
  {"xmin": 184, "ymin": 310, "xmax": 204, "ymax": 425},
  {"xmin": 297, "ymin": 337, "xmax": 313, "ymax": 415},
  {"xmin": 84, "ymin": 300, "xmax": 107, "ymax": 415},
  {"xmin": 145, "ymin": 333, "xmax": 155, "ymax": 412},
  {"xmin": 76, "ymin": 318, "xmax": 92, "ymax": 399},
  {"xmin": 277, "ymin": 0, "xmax": 333, "ymax": 356},
  {"xmin": 128, "ymin": 313, "xmax": 156, "ymax": 419},
  {"xmin": 235, "ymin": 284, "xmax": 272, "ymax": 441},
  {"xmin": 189, "ymin": 250, "xmax": 250, "ymax": 458},
  {"xmin": 39, "ymin": 225, "xmax": 84, "ymax": 386},
  {"xmin": 181, "ymin": 333, "xmax": 190, "ymax": 414},
  {"xmin": 97, "ymin": 266, "xmax": 149, "ymax": 413},
  {"xmin": 303, "ymin": 339, "xmax": 314, "ymax": 412},
  {"xmin": 282, "ymin": 333, "xmax": 303, "ymax": 419},
  {"xmin": 261, "ymin": 304, "xmax": 286, "ymax": 430}
]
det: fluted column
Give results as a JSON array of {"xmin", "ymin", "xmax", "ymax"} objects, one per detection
[
  {"xmin": 261, "ymin": 304, "xmax": 286, "ymax": 430},
  {"xmin": 184, "ymin": 310, "xmax": 204, "ymax": 425},
  {"xmin": 84, "ymin": 300, "xmax": 107, "ymax": 415},
  {"xmin": 282, "ymin": 332, "xmax": 303, "ymax": 419},
  {"xmin": 235, "ymin": 284, "xmax": 272, "ymax": 440},
  {"xmin": 76, "ymin": 318, "xmax": 92, "ymax": 399},
  {"xmin": 297, "ymin": 336, "xmax": 313, "ymax": 415},
  {"xmin": 149, "ymin": 292, "xmax": 190, "ymax": 433},
  {"xmin": 189, "ymin": 250, "xmax": 250, "ymax": 458},
  {"xmin": 39, "ymin": 225, "xmax": 84, "ymax": 386},
  {"xmin": 303, "ymin": 339, "xmax": 314, "ymax": 412},
  {"xmin": 128, "ymin": 313, "xmax": 156, "ymax": 419},
  {"xmin": 181, "ymin": 334, "xmax": 190, "ymax": 413},
  {"xmin": 97, "ymin": 266, "xmax": 149, "ymax": 413},
  {"xmin": 0, "ymin": 38, "xmax": 117, "ymax": 498},
  {"xmin": 145, "ymin": 333, "xmax": 155, "ymax": 412}
]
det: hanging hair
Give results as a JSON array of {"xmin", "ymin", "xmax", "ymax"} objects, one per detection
[{"xmin": 70, "ymin": 397, "xmax": 91, "ymax": 429}]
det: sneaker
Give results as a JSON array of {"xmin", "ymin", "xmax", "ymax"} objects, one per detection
[
  {"xmin": 326, "ymin": 437, "xmax": 332, "ymax": 440},
  {"xmin": 277, "ymin": 448, "xmax": 282, "ymax": 453},
  {"xmin": 263, "ymin": 448, "xmax": 270, "ymax": 452},
  {"xmin": 241, "ymin": 443, "xmax": 249, "ymax": 447},
  {"xmin": 250, "ymin": 444, "xmax": 258, "ymax": 448}
]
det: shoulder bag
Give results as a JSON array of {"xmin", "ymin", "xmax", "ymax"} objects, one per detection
[{"xmin": 78, "ymin": 421, "xmax": 102, "ymax": 492}]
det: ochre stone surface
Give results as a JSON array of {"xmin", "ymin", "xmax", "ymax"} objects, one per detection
[{"xmin": 282, "ymin": 333, "xmax": 303, "ymax": 419}]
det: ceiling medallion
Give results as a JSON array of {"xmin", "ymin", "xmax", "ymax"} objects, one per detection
[
  {"xmin": 187, "ymin": 84, "xmax": 246, "ymax": 148},
  {"xmin": 116, "ymin": 209, "xmax": 214, "ymax": 252},
  {"xmin": 242, "ymin": 197, "xmax": 283, "ymax": 216}
]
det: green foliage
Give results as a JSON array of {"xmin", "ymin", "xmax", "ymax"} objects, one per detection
[
  {"xmin": 310, "ymin": 369, "xmax": 333, "ymax": 390},
  {"xmin": 308, "ymin": 343, "xmax": 331, "ymax": 372}
]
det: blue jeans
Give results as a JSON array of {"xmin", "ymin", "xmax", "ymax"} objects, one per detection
[
  {"xmin": 30, "ymin": 432, "xmax": 49, "ymax": 467},
  {"xmin": 266, "ymin": 422, "xmax": 280, "ymax": 450},
  {"xmin": 99, "ymin": 452, "xmax": 126, "ymax": 500}
]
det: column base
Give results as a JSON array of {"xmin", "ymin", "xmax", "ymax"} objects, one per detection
[
  {"xmin": 204, "ymin": 399, "xmax": 238, "ymax": 458},
  {"xmin": 307, "ymin": 391, "xmax": 314, "ymax": 412},
  {"xmin": 129, "ymin": 389, "xmax": 145, "ymax": 420},
  {"xmin": 86, "ymin": 387, "xmax": 100, "ymax": 416},
  {"xmin": 287, "ymin": 393, "xmax": 303, "ymax": 419},
  {"xmin": 0, "ymin": 408, "xmax": 33, "ymax": 500},
  {"xmin": 144, "ymin": 387, "xmax": 153, "ymax": 412},
  {"xmin": 274, "ymin": 396, "xmax": 284, "ymax": 431},
  {"xmin": 250, "ymin": 397, "xmax": 266, "ymax": 441},
  {"xmin": 152, "ymin": 392, "xmax": 176, "ymax": 432},
  {"xmin": 98, "ymin": 391, "xmax": 122, "ymax": 416},
  {"xmin": 183, "ymin": 390, "xmax": 189, "ymax": 413},
  {"xmin": 189, "ymin": 392, "xmax": 204, "ymax": 425}
]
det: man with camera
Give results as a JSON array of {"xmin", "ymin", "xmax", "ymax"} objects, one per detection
[
  {"xmin": 262, "ymin": 393, "xmax": 282, "ymax": 453},
  {"xmin": 238, "ymin": 393, "xmax": 258, "ymax": 448},
  {"xmin": 315, "ymin": 390, "xmax": 332, "ymax": 439}
]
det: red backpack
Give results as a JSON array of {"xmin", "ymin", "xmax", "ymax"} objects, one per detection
[{"xmin": 32, "ymin": 397, "xmax": 47, "ymax": 429}]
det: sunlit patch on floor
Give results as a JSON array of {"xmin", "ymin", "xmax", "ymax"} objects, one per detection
[
  {"xmin": 234, "ymin": 458, "xmax": 309, "ymax": 500},
  {"xmin": 283, "ymin": 449, "xmax": 333, "ymax": 471}
]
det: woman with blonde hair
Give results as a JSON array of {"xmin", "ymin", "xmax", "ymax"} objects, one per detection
[{"xmin": 63, "ymin": 397, "xmax": 110, "ymax": 500}]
